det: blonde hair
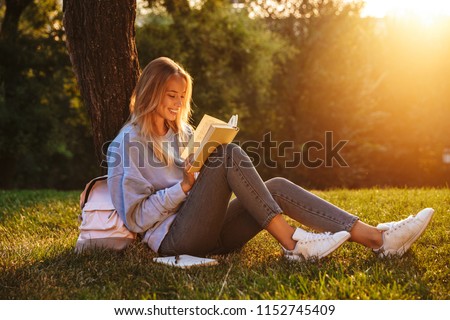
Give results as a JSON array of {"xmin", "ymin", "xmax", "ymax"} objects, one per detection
[{"xmin": 129, "ymin": 57, "xmax": 192, "ymax": 164}]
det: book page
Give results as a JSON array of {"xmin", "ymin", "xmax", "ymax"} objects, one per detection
[
  {"xmin": 228, "ymin": 114, "xmax": 238, "ymax": 127},
  {"xmin": 153, "ymin": 255, "xmax": 218, "ymax": 268}
]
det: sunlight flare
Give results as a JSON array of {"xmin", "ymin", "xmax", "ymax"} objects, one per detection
[{"xmin": 359, "ymin": 0, "xmax": 450, "ymax": 24}]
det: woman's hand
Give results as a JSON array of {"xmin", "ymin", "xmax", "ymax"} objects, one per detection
[{"xmin": 180, "ymin": 156, "xmax": 195, "ymax": 194}]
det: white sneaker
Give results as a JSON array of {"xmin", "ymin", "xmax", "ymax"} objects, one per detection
[
  {"xmin": 284, "ymin": 228, "xmax": 350, "ymax": 261},
  {"xmin": 374, "ymin": 208, "xmax": 434, "ymax": 257}
]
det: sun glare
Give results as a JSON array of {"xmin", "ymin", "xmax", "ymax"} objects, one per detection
[{"xmin": 359, "ymin": 0, "xmax": 450, "ymax": 24}]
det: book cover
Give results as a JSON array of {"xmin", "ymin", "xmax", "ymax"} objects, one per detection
[{"xmin": 180, "ymin": 114, "xmax": 239, "ymax": 173}]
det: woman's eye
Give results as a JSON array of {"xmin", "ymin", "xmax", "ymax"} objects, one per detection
[{"xmin": 168, "ymin": 94, "xmax": 175, "ymax": 98}]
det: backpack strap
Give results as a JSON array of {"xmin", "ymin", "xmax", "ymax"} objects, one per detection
[{"xmin": 81, "ymin": 175, "xmax": 108, "ymax": 209}]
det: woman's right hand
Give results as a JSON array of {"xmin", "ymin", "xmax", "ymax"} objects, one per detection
[{"xmin": 180, "ymin": 156, "xmax": 195, "ymax": 194}]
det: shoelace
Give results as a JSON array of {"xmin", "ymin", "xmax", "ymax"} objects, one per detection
[
  {"xmin": 378, "ymin": 215, "xmax": 414, "ymax": 232},
  {"xmin": 298, "ymin": 231, "xmax": 333, "ymax": 243},
  {"xmin": 374, "ymin": 215, "xmax": 417, "ymax": 255}
]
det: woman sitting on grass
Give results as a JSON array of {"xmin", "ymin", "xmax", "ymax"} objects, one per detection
[{"xmin": 107, "ymin": 57, "xmax": 434, "ymax": 261}]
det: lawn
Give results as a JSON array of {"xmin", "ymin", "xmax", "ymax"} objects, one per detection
[{"xmin": 0, "ymin": 188, "xmax": 449, "ymax": 299}]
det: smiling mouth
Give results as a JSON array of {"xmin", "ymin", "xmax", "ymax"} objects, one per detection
[{"xmin": 169, "ymin": 108, "xmax": 179, "ymax": 115}]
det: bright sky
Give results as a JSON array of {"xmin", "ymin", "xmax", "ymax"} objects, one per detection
[
  {"xmin": 139, "ymin": 0, "xmax": 450, "ymax": 24},
  {"xmin": 356, "ymin": 0, "xmax": 450, "ymax": 20}
]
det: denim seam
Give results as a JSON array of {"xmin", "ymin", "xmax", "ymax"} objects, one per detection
[{"xmin": 272, "ymin": 191, "xmax": 357, "ymax": 231}]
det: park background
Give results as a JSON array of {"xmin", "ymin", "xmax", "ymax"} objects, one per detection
[
  {"xmin": 1, "ymin": 0, "xmax": 450, "ymax": 190},
  {"xmin": 1, "ymin": 0, "xmax": 450, "ymax": 301}
]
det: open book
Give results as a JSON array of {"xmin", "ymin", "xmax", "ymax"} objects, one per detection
[
  {"xmin": 180, "ymin": 114, "xmax": 239, "ymax": 173},
  {"xmin": 153, "ymin": 255, "xmax": 219, "ymax": 269}
]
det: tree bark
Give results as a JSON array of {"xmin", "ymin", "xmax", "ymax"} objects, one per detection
[{"xmin": 63, "ymin": 0, "xmax": 140, "ymax": 166}]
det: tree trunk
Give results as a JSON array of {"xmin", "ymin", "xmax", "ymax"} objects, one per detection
[{"xmin": 63, "ymin": 0, "xmax": 140, "ymax": 167}]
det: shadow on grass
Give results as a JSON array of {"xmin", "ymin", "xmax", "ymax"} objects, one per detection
[
  {"xmin": 0, "ymin": 243, "xmax": 245, "ymax": 300},
  {"xmin": 0, "ymin": 242, "xmax": 437, "ymax": 300}
]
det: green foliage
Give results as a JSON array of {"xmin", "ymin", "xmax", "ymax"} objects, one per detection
[
  {"xmin": 136, "ymin": 0, "xmax": 292, "ymax": 127},
  {"xmin": 1, "ymin": 188, "xmax": 449, "ymax": 299},
  {"xmin": 256, "ymin": 1, "xmax": 450, "ymax": 188},
  {"xmin": 0, "ymin": 0, "xmax": 98, "ymax": 189}
]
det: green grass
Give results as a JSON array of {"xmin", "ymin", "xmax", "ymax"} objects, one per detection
[{"xmin": 0, "ymin": 188, "xmax": 449, "ymax": 299}]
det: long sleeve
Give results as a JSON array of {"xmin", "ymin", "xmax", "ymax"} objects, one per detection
[
  {"xmin": 107, "ymin": 125, "xmax": 186, "ymax": 234},
  {"xmin": 108, "ymin": 172, "xmax": 186, "ymax": 233}
]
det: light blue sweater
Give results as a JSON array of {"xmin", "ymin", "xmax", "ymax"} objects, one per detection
[{"xmin": 107, "ymin": 123, "xmax": 188, "ymax": 252}]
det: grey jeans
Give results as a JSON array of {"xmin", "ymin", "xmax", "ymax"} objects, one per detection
[{"xmin": 158, "ymin": 143, "xmax": 358, "ymax": 256}]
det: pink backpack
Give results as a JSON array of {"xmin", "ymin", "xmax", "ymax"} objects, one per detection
[{"xmin": 75, "ymin": 176, "xmax": 136, "ymax": 252}]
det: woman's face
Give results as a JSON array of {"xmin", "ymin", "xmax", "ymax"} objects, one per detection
[{"xmin": 154, "ymin": 74, "xmax": 187, "ymax": 130}]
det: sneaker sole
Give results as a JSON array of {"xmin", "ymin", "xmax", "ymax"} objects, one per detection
[
  {"xmin": 285, "ymin": 232, "xmax": 351, "ymax": 262},
  {"xmin": 383, "ymin": 208, "xmax": 434, "ymax": 257}
]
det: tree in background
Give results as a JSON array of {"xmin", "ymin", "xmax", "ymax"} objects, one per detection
[
  {"xmin": 0, "ymin": 0, "xmax": 33, "ymax": 187},
  {"xmin": 245, "ymin": 0, "xmax": 450, "ymax": 188},
  {"xmin": 0, "ymin": 0, "xmax": 98, "ymax": 188},
  {"xmin": 362, "ymin": 18, "xmax": 450, "ymax": 187},
  {"xmin": 242, "ymin": 0, "xmax": 380, "ymax": 187},
  {"xmin": 63, "ymin": 0, "xmax": 140, "ymax": 164},
  {"xmin": 137, "ymin": 0, "xmax": 289, "ymax": 126}
]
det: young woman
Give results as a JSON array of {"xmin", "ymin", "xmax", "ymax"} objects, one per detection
[{"xmin": 107, "ymin": 57, "xmax": 434, "ymax": 261}]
